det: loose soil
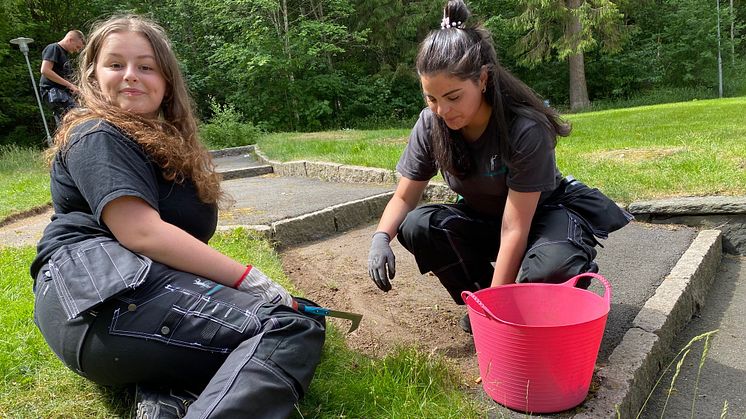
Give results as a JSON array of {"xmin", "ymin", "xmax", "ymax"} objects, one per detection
[{"xmin": 279, "ymin": 223, "xmax": 483, "ymax": 384}]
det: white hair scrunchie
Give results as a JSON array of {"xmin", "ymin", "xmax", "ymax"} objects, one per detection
[{"xmin": 440, "ymin": 14, "xmax": 465, "ymax": 30}]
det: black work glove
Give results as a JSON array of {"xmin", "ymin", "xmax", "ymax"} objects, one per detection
[{"xmin": 368, "ymin": 231, "xmax": 396, "ymax": 292}]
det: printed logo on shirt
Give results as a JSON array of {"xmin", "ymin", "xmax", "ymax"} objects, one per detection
[{"xmin": 484, "ymin": 154, "xmax": 507, "ymax": 177}]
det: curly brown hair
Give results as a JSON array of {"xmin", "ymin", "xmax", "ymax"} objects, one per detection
[{"xmin": 52, "ymin": 15, "xmax": 223, "ymax": 205}]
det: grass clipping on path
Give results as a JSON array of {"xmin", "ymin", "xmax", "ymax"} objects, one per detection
[
  {"xmin": 634, "ymin": 329, "xmax": 720, "ymax": 419},
  {"xmin": 0, "ymin": 230, "xmax": 481, "ymax": 418}
]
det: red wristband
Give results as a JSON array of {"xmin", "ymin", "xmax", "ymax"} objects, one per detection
[{"xmin": 234, "ymin": 265, "xmax": 253, "ymax": 288}]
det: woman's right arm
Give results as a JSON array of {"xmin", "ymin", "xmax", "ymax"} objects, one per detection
[
  {"xmin": 101, "ymin": 195, "xmax": 246, "ymax": 286},
  {"xmin": 375, "ymin": 177, "xmax": 429, "ymax": 239},
  {"xmin": 368, "ymin": 177, "xmax": 428, "ymax": 291}
]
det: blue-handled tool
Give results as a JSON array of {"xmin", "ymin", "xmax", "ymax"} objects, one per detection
[{"xmin": 295, "ymin": 302, "xmax": 362, "ymax": 333}]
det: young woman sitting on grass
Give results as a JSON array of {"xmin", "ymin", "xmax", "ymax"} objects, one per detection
[
  {"xmin": 367, "ymin": 0, "xmax": 633, "ymax": 333},
  {"xmin": 30, "ymin": 14, "xmax": 325, "ymax": 418}
]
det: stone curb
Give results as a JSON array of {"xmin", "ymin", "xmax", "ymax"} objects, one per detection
[
  {"xmin": 573, "ymin": 229, "xmax": 722, "ymax": 419},
  {"xmin": 219, "ymin": 191, "xmax": 395, "ymax": 247},
  {"xmin": 254, "ymin": 148, "xmax": 398, "ymax": 185},
  {"xmin": 218, "ymin": 165, "xmax": 273, "ymax": 180},
  {"xmin": 629, "ymin": 198, "xmax": 745, "ymax": 255},
  {"xmin": 209, "ymin": 145, "xmax": 256, "ymax": 158}
]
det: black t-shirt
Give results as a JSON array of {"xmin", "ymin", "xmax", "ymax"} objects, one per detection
[
  {"xmin": 397, "ymin": 108, "xmax": 562, "ymax": 216},
  {"xmin": 39, "ymin": 43, "xmax": 72, "ymax": 92},
  {"xmin": 31, "ymin": 119, "xmax": 218, "ymax": 277}
]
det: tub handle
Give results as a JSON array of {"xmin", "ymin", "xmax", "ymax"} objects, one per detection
[
  {"xmin": 461, "ymin": 272, "xmax": 611, "ymax": 323},
  {"xmin": 562, "ymin": 272, "xmax": 612, "ymax": 306},
  {"xmin": 461, "ymin": 290, "xmax": 505, "ymax": 323}
]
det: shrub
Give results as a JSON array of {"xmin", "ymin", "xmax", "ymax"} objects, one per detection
[{"xmin": 199, "ymin": 99, "xmax": 262, "ymax": 150}]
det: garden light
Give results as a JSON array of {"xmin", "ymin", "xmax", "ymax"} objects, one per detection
[{"xmin": 9, "ymin": 37, "xmax": 53, "ymax": 146}]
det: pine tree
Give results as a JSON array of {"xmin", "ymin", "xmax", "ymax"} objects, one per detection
[{"xmin": 511, "ymin": 0, "xmax": 625, "ymax": 111}]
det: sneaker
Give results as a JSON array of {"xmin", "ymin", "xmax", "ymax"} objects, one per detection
[
  {"xmin": 135, "ymin": 385, "xmax": 197, "ymax": 419},
  {"xmin": 459, "ymin": 313, "xmax": 473, "ymax": 335}
]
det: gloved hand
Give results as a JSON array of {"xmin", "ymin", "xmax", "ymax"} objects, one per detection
[
  {"xmin": 368, "ymin": 231, "xmax": 395, "ymax": 292},
  {"xmin": 235, "ymin": 265, "xmax": 295, "ymax": 307}
]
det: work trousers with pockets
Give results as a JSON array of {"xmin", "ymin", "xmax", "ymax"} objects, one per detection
[
  {"xmin": 397, "ymin": 202, "xmax": 599, "ymax": 304},
  {"xmin": 33, "ymin": 261, "xmax": 326, "ymax": 418}
]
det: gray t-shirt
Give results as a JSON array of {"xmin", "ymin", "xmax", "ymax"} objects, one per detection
[{"xmin": 397, "ymin": 108, "xmax": 562, "ymax": 216}]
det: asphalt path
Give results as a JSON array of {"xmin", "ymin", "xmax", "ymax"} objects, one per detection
[
  {"xmin": 641, "ymin": 255, "xmax": 746, "ymax": 418},
  {"xmin": 591, "ymin": 223, "xmax": 696, "ymax": 363},
  {"xmin": 220, "ymin": 175, "xmax": 393, "ymax": 226}
]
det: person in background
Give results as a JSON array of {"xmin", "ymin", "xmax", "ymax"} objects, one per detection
[
  {"xmin": 367, "ymin": 0, "xmax": 632, "ymax": 333},
  {"xmin": 39, "ymin": 30, "xmax": 86, "ymax": 128},
  {"xmin": 31, "ymin": 15, "xmax": 325, "ymax": 418}
]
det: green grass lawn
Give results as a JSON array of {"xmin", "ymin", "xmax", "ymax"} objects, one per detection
[
  {"xmin": 0, "ymin": 230, "xmax": 482, "ymax": 418},
  {"xmin": 259, "ymin": 97, "xmax": 746, "ymax": 204},
  {"xmin": 0, "ymin": 146, "xmax": 50, "ymax": 221}
]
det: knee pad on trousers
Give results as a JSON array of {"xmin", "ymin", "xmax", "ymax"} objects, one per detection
[
  {"xmin": 257, "ymin": 308, "xmax": 326, "ymax": 396},
  {"xmin": 518, "ymin": 252, "xmax": 590, "ymax": 284}
]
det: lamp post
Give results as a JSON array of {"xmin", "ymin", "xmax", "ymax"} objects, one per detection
[
  {"xmin": 9, "ymin": 37, "xmax": 52, "ymax": 146},
  {"xmin": 716, "ymin": 0, "xmax": 723, "ymax": 98}
]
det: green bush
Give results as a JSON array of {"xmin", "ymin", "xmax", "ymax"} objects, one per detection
[{"xmin": 199, "ymin": 99, "xmax": 262, "ymax": 150}]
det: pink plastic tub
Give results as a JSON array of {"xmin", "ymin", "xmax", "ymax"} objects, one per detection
[{"xmin": 461, "ymin": 272, "xmax": 611, "ymax": 413}]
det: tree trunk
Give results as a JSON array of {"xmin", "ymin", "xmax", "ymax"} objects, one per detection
[
  {"xmin": 567, "ymin": 0, "xmax": 590, "ymax": 111},
  {"xmin": 281, "ymin": 0, "xmax": 300, "ymax": 129},
  {"xmin": 568, "ymin": 51, "xmax": 590, "ymax": 111}
]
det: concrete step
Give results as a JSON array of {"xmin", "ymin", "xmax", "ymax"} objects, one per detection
[{"xmin": 211, "ymin": 145, "xmax": 274, "ymax": 179}]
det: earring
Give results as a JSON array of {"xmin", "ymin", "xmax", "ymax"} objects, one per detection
[{"xmin": 481, "ymin": 86, "xmax": 486, "ymax": 93}]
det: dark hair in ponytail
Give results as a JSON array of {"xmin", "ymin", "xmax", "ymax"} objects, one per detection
[{"xmin": 416, "ymin": 0, "xmax": 570, "ymax": 178}]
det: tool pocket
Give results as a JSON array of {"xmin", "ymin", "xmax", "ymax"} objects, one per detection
[
  {"xmin": 48, "ymin": 237, "xmax": 151, "ymax": 320},
  {"xmin": 111, "ymin": 283, "xmax": 260, "ymax": 353},
  {"xmin": 558, "ymin": 179, "xmax": 634, "ymax": 238}
]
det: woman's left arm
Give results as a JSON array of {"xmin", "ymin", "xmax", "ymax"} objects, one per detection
[{"xmin": 491, "ymin": 189, "xmax": 541, "ymax": 287}]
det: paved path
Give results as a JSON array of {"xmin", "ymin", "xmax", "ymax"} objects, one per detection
[{"xmin": 642, "ymin": 255, "xmax": 746, "ymax": 418}]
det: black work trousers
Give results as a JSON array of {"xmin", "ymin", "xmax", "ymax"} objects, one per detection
[
  {"xmin": 397, "ymin": 203, "xmax": 598, "ymax": 303},
  {"xmin": 33, "ymin": 262, "xmax": 325, "ymax": 418}
]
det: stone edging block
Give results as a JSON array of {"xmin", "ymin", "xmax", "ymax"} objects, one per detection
[
  {"xmin": 272, "ymin": 208, "xmax": 336, "ymax": 246},
  {"xmin": 632, "ymin": 230, "xmax": 721, "ymax": 348},
  {"xmin": 331, "ymin": 192, "xmax": 394, "ymax": 232},
  {"xmin": 306, "ymin": 161, "xmax": 342, "ymax": 182},
  {"xmin": 629, "ymin": 196, "xmax": 746, "ymax": 214},
  {"xmin": 209, "ymin": 145, "xmax": 255, "ymax": 158},
  {"xmin": 253, "ymin": 145, "xmax": 396, "ymax": 185},
  {"xmin": 274, "ymin": 160, "xmax": 308, "ymax": 177},
  {"xmin": 219, "ymin": 166, "xmax": 273, "ymax": 180},
  {"xmin": 219, "ymin": 192, "xmax": 395, "ymax": 248},
  {"xmin": 573, "ymin": 328, "xmax": 662, "ymax": 419},
  {"xmin": 572, "ymin": 229, "xmax": 722, "ymax": 419}
]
